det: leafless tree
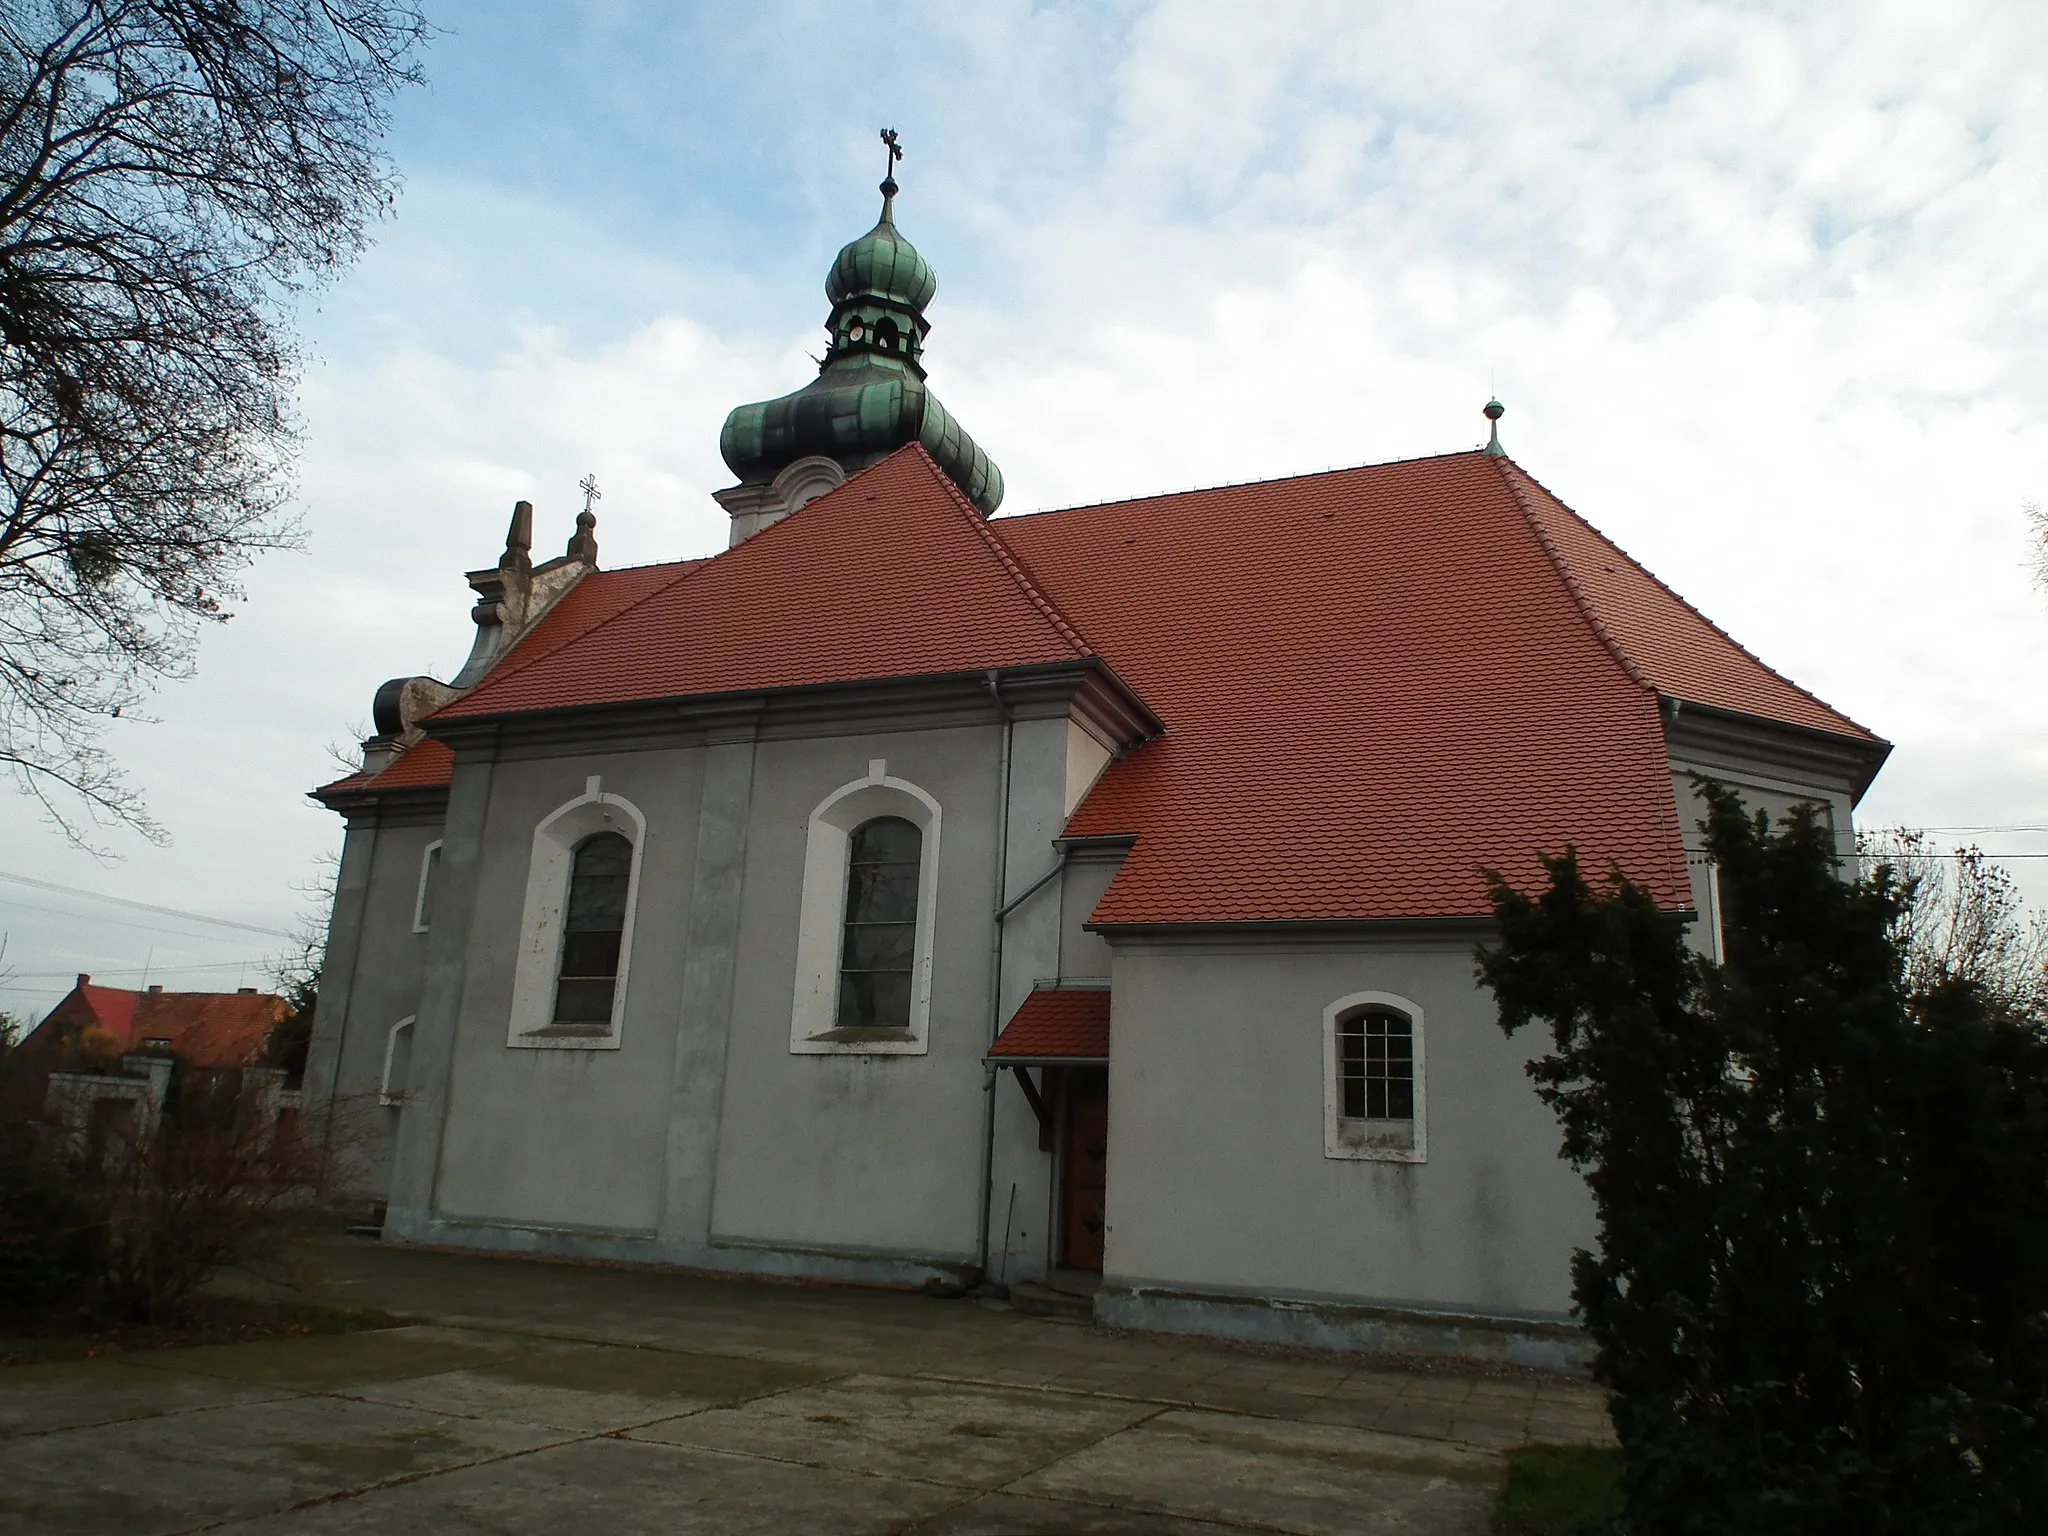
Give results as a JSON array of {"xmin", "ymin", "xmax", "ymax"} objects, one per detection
[
  {"xmin": 2028, "ymin": 499, "xmax": 2047, "ymax": 600},
  {"xmin": 1860, "ymin": 828, "xmax": 2048, "ymax": 1026},
  {"xmin": 0, "ymin": 3, "xmax": 429, "ymax": 844}
]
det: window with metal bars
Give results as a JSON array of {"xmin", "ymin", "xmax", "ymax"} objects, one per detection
[
  {"xmin": 1337, "ymin": 1007, "xmax": 1415, "ymax": 1120},
  {"xmin": 551, "ymin": 831, "xmax": 632, "ymax": 1027},
  {"xmin": 837, "ymin": 816, "xmax": 921, "ymax": 1030}
]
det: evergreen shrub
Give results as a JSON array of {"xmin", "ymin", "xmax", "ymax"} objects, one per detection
[{"xmin": 1479, "ymin": 783, "xmax": 2048, "ymax": 1533}]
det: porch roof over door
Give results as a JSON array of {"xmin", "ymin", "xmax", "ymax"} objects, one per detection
[{"xmin": 986, "ymin": 986, "xmax": 1109, "ymax": 1066}]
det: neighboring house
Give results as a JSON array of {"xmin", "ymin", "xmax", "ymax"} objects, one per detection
[
  {"xmin": 20, "ymin": 977, "xmax": 297, "ymax": 1165},
  {"xmin": 302, "ymin": 175, "xmax": 1888, "ymax": 1368},
  {"xmin": 22, "ymin": 975, "xmax": 290, "ymax": 1072}
]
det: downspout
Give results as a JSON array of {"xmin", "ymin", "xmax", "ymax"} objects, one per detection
[{"xmin": 974, "ymin": 668, "xmax": 1013, "ymax": 1280}]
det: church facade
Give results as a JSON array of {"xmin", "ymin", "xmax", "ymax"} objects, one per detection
[{"xmin": 306, "ymin": 175, "xmax": 1887, "ymax": 1369}]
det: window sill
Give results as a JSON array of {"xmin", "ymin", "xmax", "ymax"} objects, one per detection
[
  {"xmin": 1327, "ymin": 1117, "xmax": 1423, "ymax": 1163},
  {"xmin": 509, "ymin": 1024, "xmax": 622, "ymax": 1051},
  {"xmin": 792, "ymin": 1026, "xmax": 927, "ymax": 1056}
]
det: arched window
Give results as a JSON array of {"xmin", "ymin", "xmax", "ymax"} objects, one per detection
[
  {"xmin": 837, "ymin": 816, "xmax": 921, "ymax": 1031},
  {"xmin": 875, "ymin": 317, "xmax": 900, "ymax": 352},
  {"xmin": 1337, "ymin": 1008, "xmax": 1413, "ymax": 1121},
  {"xmin": 1323, "ymin": 992, "xmax": 1427, "ymax": 1162},
  {"xmin": 552, "ymin": 832, "xmax": 633, "ymax": 1027},
  {"xmin": 790, "ymin": 761, "xmax": 941, "ymax": 1055}
]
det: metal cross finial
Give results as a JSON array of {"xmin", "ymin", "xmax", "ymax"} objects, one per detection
[
  {"xmin": 579, "ymin": 473, "xmax": 602, "ymax": 517},
  {"xmin": 880, "ymin": 128, "xmax": 903, "ymax": 198}
]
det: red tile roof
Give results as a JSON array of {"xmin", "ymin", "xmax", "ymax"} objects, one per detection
[
  {"xmin": 1497, "ymin": 461, "xmax": 1876, "ymax": 740},
  {"xmin": 314, "ymin": 561, "xmax": 702, "ymax": 797},
  {"xmin": 1004, "ymin": 451, "xmax": 1736, "ymax": 923},
  {"xmin": 320, "ymin": 444, "xmax": 1884, "ymax": 928},
  {"xmin": 437, "ymin": 448, "xmax": 1090, "ymax": 720},
  {"xmin": 29, "ymin": 980, "xmax": 290, "ymax": 1070},
  {"xmin": 988, "ymin": 988, "xmax": 1111, "ymax": 1061}
]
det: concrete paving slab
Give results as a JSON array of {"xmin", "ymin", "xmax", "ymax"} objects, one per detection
[
  {"xmin": 338, "ymin": 1336, "xmax": 834, "ymax": 1432},
  {"xmin": 632, "ymin": 1372, "xmax": 1158, "ymax": 1490},
  {"xmin": 1008, "ymin": 1408, "xmax": 1502, "ymax": 1536},
  {"xmin": 902, "ymin": 1489, "xmax": 1253, "ymax": 1533},
  {"xmin": 0, "ymin": 1358, "xmax": 290, "ymax": 1440},
  {"xmin": 207, "ymin": 1434, "xmax": 968, "ymax": 1535},
  {"xmin": 116, "ymin": 1325, "xmax": 520, "ymax": 1392},
  {"xmin": 0, "ymin": 1393, "xmax": 563, "ymax": 1536}
]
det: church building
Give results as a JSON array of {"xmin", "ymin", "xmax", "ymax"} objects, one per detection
[{"xmin": 307, "ymin": 162, "xmax": 1888, "ymax": 1368}]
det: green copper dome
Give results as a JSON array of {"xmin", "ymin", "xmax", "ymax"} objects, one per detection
[
  {"xmin": 826, "ymin": 193, "xmax": 937, "ymax": 312},
  {"xmin": 719, "ymin": 180, "xmax": 1003, "ymax": 516}
]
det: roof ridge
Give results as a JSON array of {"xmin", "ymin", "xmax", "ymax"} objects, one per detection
[
  {"xmin": 906, "ymin": 444, "xmax": 1095, "ymax": 659},
  {"xmin": 1488, "ymin": 455, "xmax": 1654, "ymax": 693},
  {"xmin": 999, "ymin": 446, "xmax": 1493, "ymax": 525},
  {"xmin": 1498, "ymin": 457, "xmax": 1872, "ymax": 737}
]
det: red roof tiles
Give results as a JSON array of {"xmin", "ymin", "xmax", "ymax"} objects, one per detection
[
  {"xmin": 1497, "ymin": 461, "xmax": 1875, "ymax": 740},
  {"xmin": 988, "ymin": 988, "xmax": 1111, "ymax": 1061},
  {"xmin": 1004, "ymin": 452, "xmax": 1714, "ymax": 923},
  {"xmin": 322, "ymin": 443, "xmax": 1883, "ymax": 928},
  {"xmin": 437, "ymin": 448, "xmax": 1090, "ymax": 720},
  {"xmin": 29, "ymin": 980, "xmax": 290, "ymax": 1070},
  {"xmin": 313, "ymin": 561, "xmax": 703, "ymax": 797}
]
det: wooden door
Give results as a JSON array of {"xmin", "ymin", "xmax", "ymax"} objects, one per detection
[{"xmin": 1060, "ymin": 1076, "xmax": 1109, "ymax": 1271}]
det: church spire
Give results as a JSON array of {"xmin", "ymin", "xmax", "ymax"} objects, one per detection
[{"xmin": 715, "ymin": 134, "xmax": 1005, "ymax": 543}]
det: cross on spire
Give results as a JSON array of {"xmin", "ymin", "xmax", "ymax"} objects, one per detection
[
  {"xmin": 579, "ymin": 473, "xmax": 602, "ymax": 517},
  {"xmin": 880, "ymin": 127, "xmax": 902, "ymax": 198}
]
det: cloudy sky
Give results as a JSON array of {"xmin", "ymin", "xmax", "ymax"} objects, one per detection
[{"xmin": 3, "ymin": 0, "xmax": 2045, "ymax": 1020}]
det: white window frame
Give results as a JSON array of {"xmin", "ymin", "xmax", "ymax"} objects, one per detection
[
  {"xmin": 411, "ymin": 840, "xmax": 443, "ymax": 933},
  {"xmin": 1322, "ymin": 990, "xmax": 1427, "ymax": 1163},
  {"xmin": 505, "ymin": 776, "xmax": 647, "ymax": 1050},
  {"xmin": 789, "ymin": 759, "xmax": 941, "ymax": 1056},
  {"xmin": 380, "ymin": 1016, "xmax": 415, "ymax": 1106}
]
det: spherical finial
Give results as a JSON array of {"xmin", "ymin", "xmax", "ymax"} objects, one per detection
[
  {"xmin": 1484, "ymin": 398, "xmax": 1505, "ymax": 422},
  {"xmin": 879, "ymin": 175, "xmax": 899, "ymax": 200}
]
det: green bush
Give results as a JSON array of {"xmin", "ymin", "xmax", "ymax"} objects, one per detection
[
  {"xmin": 0, "ymin": 1139, "xmax": 99, "ymax": 1312},
  {"xmin": 1479, "ymin": 783, "xmax": 2048, "ymax": 1533}
]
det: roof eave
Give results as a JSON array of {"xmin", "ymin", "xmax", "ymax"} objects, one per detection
[{"xmin": 1661, "ymin": 695, "xmax": 1892, "ymax": 805}]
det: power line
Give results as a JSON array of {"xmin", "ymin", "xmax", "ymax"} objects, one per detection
[
  {"xmin": 6, "ymin": 959, "xmax": 268, "ymax": 982},
  {"xmin": 0, "ymin": 869, "xmax": 293, "ymax": 939}
]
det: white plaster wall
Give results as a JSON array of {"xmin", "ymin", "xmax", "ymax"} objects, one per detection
[
  {"xmin": 432, "ymin": 748, "xmax": 703, "ymax": 1233},
  {"xmin": 316, "ymin": 820, "xmax": 441, "ymax": 1200},
  {"xmin": 711, "ymin": 725, "xmax": 1004, "ymax": 1259},
  {"xmin": 1669, "ymin": 754, "xmax": 1860, "ymax": 957},
  {"xmin": 1057, "ymin": 856, "xmax": 1119, "ymax": 981},
  {"xmin": 1104, "ymin": 937, "xmax": 1593, "ymax": 1319}
]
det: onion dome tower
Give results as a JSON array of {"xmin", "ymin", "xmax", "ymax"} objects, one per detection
[{"xmin": 716, "ymin": 132, "xmax": 1004, "ymax": 544}]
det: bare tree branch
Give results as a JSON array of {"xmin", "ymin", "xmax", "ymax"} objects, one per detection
[{"xmin": 0, "ymin": 2, "xmax": 429, "ymax": 846}]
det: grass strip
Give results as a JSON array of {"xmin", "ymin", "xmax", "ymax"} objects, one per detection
[
  {"xmin": 0, "ymin": 1298, "xmax": 409, "ymax": 1367},
  {"xmin": 1492, "ymin": 1442, "xmax": 1624, "ymax": 1535}
]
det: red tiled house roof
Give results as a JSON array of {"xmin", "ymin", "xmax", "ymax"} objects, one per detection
[
  {"xmin": 324, "ymin": 444, "xmax": 1884, "ymax": 928},
  {"xmin": 27, "ymin": 978, "xmax": 291, "ymax": 1070}
]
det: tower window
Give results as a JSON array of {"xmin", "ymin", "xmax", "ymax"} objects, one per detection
[
  {"xmin": 875, "ymin": 317, "xmax": 900, "ymax": 352},
  {"xmin": 837, "ymin": 816, "xmax": 921, "ymax": 1030},
  {"xmin": 552, "ymin": 831, "xmax": 632, "ymax": 1026}
]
